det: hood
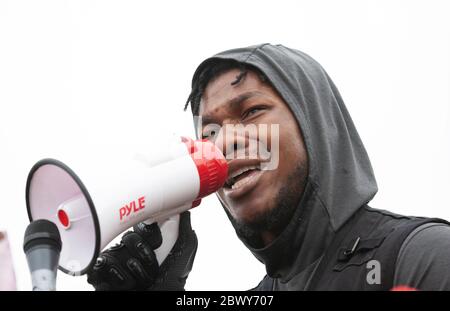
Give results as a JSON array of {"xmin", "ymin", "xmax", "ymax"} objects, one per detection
[{"xmin": 189, "ymin": 43, "xmax": 378, "ymax": 281}]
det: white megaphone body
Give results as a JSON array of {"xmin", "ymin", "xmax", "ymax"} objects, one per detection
[{"xmin": 25, "ymin": 137, "xmax": 228, "ymax": 276}]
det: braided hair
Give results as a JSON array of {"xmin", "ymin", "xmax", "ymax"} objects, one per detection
[{"xmin": 184, "ymin": 59, "xmax": 268, "ymax": 116}]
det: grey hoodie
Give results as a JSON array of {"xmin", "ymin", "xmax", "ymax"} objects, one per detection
[{"xmin": 189, "ymin": 44, "xmax": 450, "ymax": 290}]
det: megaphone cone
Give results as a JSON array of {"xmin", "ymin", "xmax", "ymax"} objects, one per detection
[{"xmin": 25, "ymin": 138, "xmax": 227, "ymax": 276}]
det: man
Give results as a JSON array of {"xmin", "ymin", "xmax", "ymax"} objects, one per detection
[{"xmin": 87, "ymin": 44, "xmax": 450, "ymax": 291}]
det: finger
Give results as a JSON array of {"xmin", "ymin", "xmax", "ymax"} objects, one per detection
[
  {"xmin": 88, "ymin": 253, "xmax": 136, "ymax": 290},
  {"xmin": 133, "ymin": 222, "xmax": 162, "ymax": 249},
  {"xmin": 178, "ymin": 211, "xmax": 194, "ymax": 236},
  {"xmin": 121, "ymin": 231, "xmax": 159, "ymax": 285}
]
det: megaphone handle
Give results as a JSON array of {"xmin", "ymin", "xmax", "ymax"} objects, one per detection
[{"xmin": 152, "ymin": 214, "xmax": 180, "ymax": 266}]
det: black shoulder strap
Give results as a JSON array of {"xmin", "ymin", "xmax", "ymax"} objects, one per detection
[
  {"xmin": 307, "ymin": 207, "xmax": 450, "ymax": 291},
  {"xmin": 305, "ymin": 207, "xmax": 365, "ymax": 290}
]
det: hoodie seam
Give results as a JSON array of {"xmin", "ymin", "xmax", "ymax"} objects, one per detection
[
  {"xmin": 310, "ymin": 179, "xmax": 337, "ymax": 233},
  {"xmin": 240, "ymin": 43, "xmax": 271, "ymax": 64}
]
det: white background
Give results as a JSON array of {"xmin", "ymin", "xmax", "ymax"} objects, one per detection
[{"xmin": 1, "ymin": 0, "xmax": 449, "ymax": 291}]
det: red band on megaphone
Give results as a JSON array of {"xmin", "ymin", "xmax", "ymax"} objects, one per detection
[{"xmin": 182, "ymin": 137, "xmax": 228, "ymax": 199}]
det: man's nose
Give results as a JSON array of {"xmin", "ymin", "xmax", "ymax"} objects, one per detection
[{"xmin": 214, "ymin": 125, "xmax": 249, "ymax": 159}]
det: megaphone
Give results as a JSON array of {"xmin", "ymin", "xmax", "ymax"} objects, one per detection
[{"xmin": 25, "ymin": 137, "xmax": 227, "ymax": 276}]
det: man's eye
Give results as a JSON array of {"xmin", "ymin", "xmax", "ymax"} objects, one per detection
[{"xmin": 242, "ymin": 106, "xmax": 265, "ymax": 120}]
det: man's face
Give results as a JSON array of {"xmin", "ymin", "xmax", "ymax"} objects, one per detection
[{"xmin": 197, "ymin": 69, "xmax": 308, "ymax": 238}]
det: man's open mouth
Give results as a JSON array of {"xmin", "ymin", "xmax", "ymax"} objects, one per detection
[
  {"xmin": 225, "ymin": 164, "xmax": 261, "ymax": 189},
  {"xmin": 221, "ymin": 158, "xmax": 267, "ymax": 199}
]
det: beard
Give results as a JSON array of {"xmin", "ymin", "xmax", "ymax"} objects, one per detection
[{"xmin": 223, "ymin": 163, "xmax": 308, "ymax": 249}]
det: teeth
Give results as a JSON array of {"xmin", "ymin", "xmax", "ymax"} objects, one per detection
[
  {"xmin": 231, "ymin": 170, "xmax": 261, "ymax": 190},
  {"xmin": 230, "ymin": 165, "xmax": 259, "ymax": 179},
  {"xmin": 227, "ymin": 165, "xmax": 260, "ymax": 187}
]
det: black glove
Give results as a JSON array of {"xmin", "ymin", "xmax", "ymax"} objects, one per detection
[{"xmin": 87, "ymin": 211, "xmax": 198, "ymax": 291}]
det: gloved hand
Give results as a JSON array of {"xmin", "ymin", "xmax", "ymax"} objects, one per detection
[{"xmin": 87, "ymin": 211, "xmax": 197, "ymax": 291}]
